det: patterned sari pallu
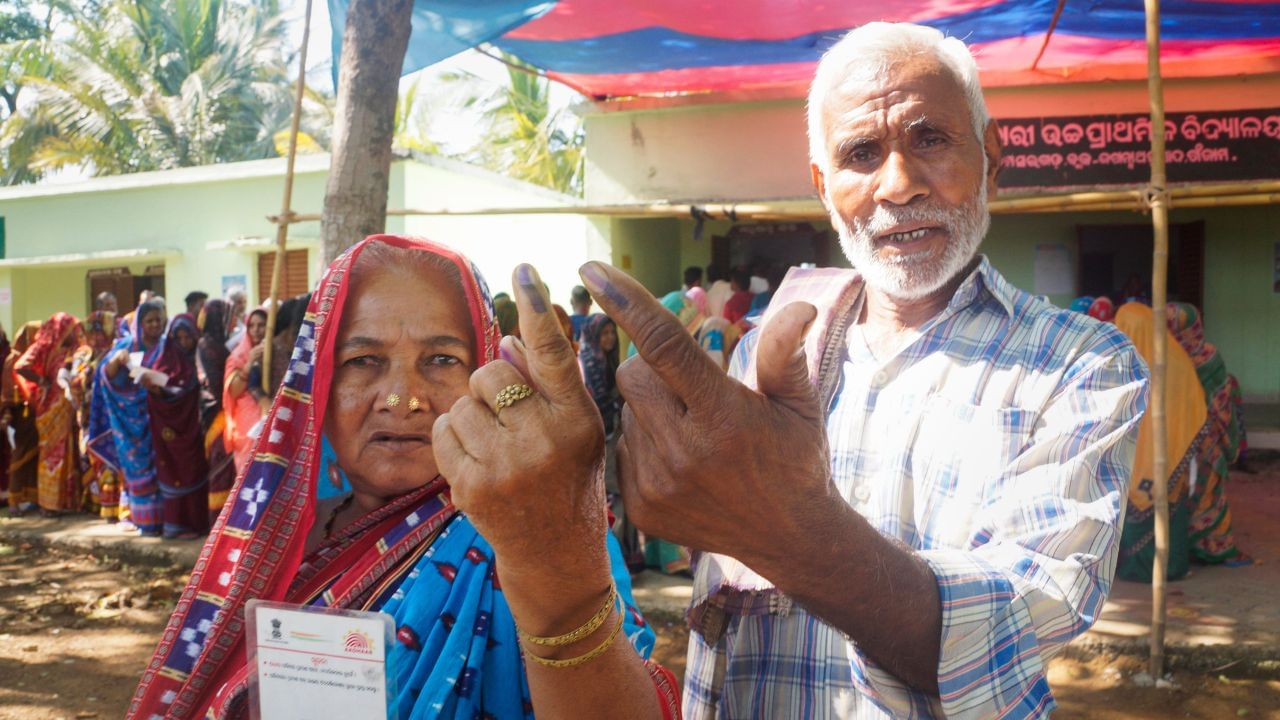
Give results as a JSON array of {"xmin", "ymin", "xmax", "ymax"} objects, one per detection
[{"xmin": 129, "ymin": 236, "xmax": 677, "ymax": 720}]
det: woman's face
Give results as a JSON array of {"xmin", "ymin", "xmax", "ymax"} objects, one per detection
[
  {"xmin": 140, "ymin": 310, "xmax": 165, "ymax": 344},
  {"xmin": 325, "ymin": 261, "xmax": 476, "ymax": 502},
  {"xmin": 598, "ymin": 321, "xmax": 617, "ymax": 353},
  {"xmin": 247, "ymin": 313, "xmax": 267, "ymax": 345},
  {"xmin": 175, "ymin": 326, "xmax": 197, "ymax": 354}
]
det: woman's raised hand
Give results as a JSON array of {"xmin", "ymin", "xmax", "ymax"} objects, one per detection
[{"xmin": 434, "ymin": 264, "xmax": 611, "ymax": 588}]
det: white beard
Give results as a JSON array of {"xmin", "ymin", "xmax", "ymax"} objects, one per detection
[{"xmin": 829, "ymin": 181, "xmax": 990, "ymax": 302}]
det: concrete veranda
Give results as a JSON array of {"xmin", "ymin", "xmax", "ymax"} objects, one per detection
[{"xmin": 2, "ymin": 454, "xmax": 1277, "ymax": 668}]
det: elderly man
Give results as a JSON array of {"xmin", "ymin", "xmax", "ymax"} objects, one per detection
[{"xmin": 580, "ymin": 22, "xmax": 1149, "ymax": 718}]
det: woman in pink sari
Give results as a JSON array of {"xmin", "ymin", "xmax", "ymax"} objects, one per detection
[{"xmin": 222, "ymin": 308, "xmax": 268, "ymax": 474}]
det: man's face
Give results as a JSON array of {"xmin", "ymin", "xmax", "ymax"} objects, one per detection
[{"xmin": 811, "ymin": 56, "xmax": 999, "ymax": 301}]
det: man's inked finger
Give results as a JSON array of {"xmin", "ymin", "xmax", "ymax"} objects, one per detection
[
  {"xmin": 511, "ymin": 264, "xmax": 589, "ymax": 406},
  {"xmin": 579, "ymin": 261, "xmax": 724, "ymax": 407}
]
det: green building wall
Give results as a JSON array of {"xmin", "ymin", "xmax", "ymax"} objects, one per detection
[{"xmin": 656, "ymin": 205, "xmax": 1280, "ymax": 401}]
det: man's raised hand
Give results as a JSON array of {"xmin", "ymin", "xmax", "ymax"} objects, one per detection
[{"xmin": 579, "ymin": 262, "xmax": 835, "ymax": 572}]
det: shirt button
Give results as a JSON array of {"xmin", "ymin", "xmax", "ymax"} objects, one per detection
[
  {"xmin": 853, "ymin": 485, "xmax": 870, "ymax": 502},
  {"xmin": 871, "ymin": 370, "xmax": 889, "ymax": 386}
]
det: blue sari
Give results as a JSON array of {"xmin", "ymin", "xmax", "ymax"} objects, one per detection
[{"xmin": 87, "ymin": 313, "xmax": 166, "ymax": 534}]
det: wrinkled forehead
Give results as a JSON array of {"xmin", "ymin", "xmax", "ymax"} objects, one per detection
[{"xmin": 820, "ymin": 54, "xmax": 967, "ymax": 136}]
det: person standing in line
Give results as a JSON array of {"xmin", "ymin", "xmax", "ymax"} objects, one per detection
[
  {"xmin": 15, "ymin": 313, "xmax": 82, "ymax": 516},
  {"xmin": 569, "ymin": 285, "xmax": 593, "ymax": 342}
]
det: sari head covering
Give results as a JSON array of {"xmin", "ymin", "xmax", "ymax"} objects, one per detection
[
  {"xmin": 1114, "ymin": 302, "xmax": 1207, "ymax": 581},
  {"xmin": 88, "ymin": 302, "xmax": 169, "ymax": 531},
  {"xmin": 680, "ymin": 287, "xmax": 710, "ymax": 335},
  {"xmin": 1088, "ymin": 296, "xmax": 1116, "ymax": 322},
  {"xmin": 130, "ymin": 236, "xmax": 669, "ymax": 719},
  {"xmin": 1068, "ymin": 296, "xmax": 1095, "ymax": 313},
  {"xmin": 578, "ymin": 313, "xmax": 621, "ymax": 434},
  {"xmin": 660, "ymin": 290, "xmax": 687, "ymax": 315},
  {"xmin": 15, "ymin": 313, "xmax": 79, "ymax": 413},
  {"xmin": 197, "ymin": 299, "xmax": 233, "ymax": 422}
]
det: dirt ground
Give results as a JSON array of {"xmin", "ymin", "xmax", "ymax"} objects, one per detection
[{"xmin": 1, "ymin": 544, "xmax": 1278, "ymax": 719}]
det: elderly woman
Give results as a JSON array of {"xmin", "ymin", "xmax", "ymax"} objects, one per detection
[
  {"xmin": 15, "ymin": 313, "xmax": 82, "ymax": 515},
  {"xmin": 90, "ymin": 301, "xmax": 171, "ymax": 534},
  {"xmin": 129, "ymin": 236, "xmax": 678, "ymax": 719}
]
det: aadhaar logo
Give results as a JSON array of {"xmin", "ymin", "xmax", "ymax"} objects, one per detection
[{"xmin": 343, "ymin": 629, "xmax": 373, "ymax": 655}]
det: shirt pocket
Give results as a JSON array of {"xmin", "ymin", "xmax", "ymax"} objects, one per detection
[{"xmin": 908, "ymin": 396, "xmax": 1037, "ymax": 545}]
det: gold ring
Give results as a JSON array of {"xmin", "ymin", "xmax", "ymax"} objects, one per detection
[{"xmin": 495, "ymin": 383, "xmax": 535, "ymax": 415}]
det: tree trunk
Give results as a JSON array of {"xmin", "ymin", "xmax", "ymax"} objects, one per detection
[{"xmin": 321, "ymin": 0, "xmax": 413, "ymax": 263}]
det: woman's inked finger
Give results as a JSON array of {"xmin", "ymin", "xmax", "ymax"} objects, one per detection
[{"xmin": 511, "ymin": 264, "xmax": 592, "ymax": 407}]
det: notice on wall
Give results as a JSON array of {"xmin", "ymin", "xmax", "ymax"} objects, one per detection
[
  {"xmin": 222, "ymin": 274, "xmax": 248, "ymax": 297},
  {"xmin": 996, "ymin": 107, "xmax": 1280, "ymax": 190},
  {"xmin": 0, "ymin": 288, "xmax": 10, "ymax": 305},
  {"xmin": 247, "ymin": 600, "xmax": 395, "ymax": 720},
  {"xmin": 1034, "ymin": 244, "xmax": 1074, "ymax": 296}
]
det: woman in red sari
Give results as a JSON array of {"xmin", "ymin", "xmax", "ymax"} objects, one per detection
[
  {"xmin": 222, "ymin": 308, "xmax": 268, "ymax": 474},
  {"xmin": 147, "ymin": 314, "xmax": 210, "ymax": 538},
  {"xmin": 130, "ymin": 236, "xmax": 678, "ymax": 719},
  {"xmin": 15, "ymin": 313, "xmax": 82, "ymax": 515}
]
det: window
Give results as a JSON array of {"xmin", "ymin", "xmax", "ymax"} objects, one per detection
[{"xmin": 257, "ymin": 249, "xmax": 311, "ymax": 302}]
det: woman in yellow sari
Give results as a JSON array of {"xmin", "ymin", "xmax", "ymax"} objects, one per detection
[
  {"xmin": 15, "ymin": 313, "xmax": 83, "ymax": 515},
  {"xmin": 1113, "ymin": 302, "xmax": 1207, "ymax": 582}
]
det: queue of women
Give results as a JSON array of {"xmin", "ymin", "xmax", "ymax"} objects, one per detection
[
  {"xmin": 1069, "ymin": 295, "xmax": 1253, "ymax": 578},
  {"xmin": 0, "ymin": 286, "xmax": 314, "ymax": 540}
]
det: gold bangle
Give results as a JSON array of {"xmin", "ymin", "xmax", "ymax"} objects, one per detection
[
  {"xmin": 518, "ymin": 582, "xmax": 617, "ymax": 647},
  {"xmin": 521, "ymin": 608, "xmax": 623, "ymax": 669}
]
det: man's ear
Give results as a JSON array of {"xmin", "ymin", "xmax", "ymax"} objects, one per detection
[
  {"xmin": 810, "ymin": 163, "xmax": 829, "ymax": 211},
  {"xmin": 982, "ymin": 119, "xmax": 1002, "ymax": 195}
]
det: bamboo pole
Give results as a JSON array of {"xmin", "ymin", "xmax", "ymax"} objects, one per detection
[
  {"xmin": 1144, "ymin": 0, "xmax": 1172, "ymax": 680},
  {"xmin": 262, "ymin": 0, "xmax": 314, "ymax": 393}
]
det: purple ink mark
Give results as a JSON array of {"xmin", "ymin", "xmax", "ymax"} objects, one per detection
[
  {"xmin": 499, "ymin": 345, "xmax": 517, "ymax": 366},
  {"xmin": 580, "ymin": 262, "xmax": 630, "ymax": 310},
  {"xmin": 516, "ymin": 264, "xmax": 548, "ymax": 313}
]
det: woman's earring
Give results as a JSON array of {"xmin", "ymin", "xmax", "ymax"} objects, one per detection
[
  {"xmin": 386, "ymin": 393, "xmax": 401, "ymax": 408},
  {"xmin": 408, "ymin": 397, "xmax": 420, "ymax": 411}
]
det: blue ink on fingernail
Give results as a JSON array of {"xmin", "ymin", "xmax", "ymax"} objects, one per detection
[
  {"xmin": 581, "ymin": 263, "xmax": 630, "ymax": 310},
  {"xmin": 517, "ymin": 264, "xmax": 548, "ymax": 313}
]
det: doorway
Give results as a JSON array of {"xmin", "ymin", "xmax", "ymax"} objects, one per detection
[
  {"xmin": 710, "ymin": 222, "xmax": 832, "ymax": 281},
  {"xmin": 1076, "ymin": 221, "xmax": 1205, "ymax": 311}
]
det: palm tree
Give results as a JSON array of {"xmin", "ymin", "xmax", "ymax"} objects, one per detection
[
  {"xmin": 453, "ymin": 53, "xmax": 584, "ymax": 196},
  {"xmin": 0, "ymin": 0, "xmax": 331, "ymax": 183}
]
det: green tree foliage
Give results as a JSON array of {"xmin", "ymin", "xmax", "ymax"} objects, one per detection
[
  {"xmin": 0, "ymin": 0, "xmax": 331, "ymax": 184},
  {"xmin": 451, "ymin": 55, "xmax": 584, "ymax": 196}
]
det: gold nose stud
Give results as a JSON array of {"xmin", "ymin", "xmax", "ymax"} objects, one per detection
[
  {"xmin": 386, "ymin": 393, "xmax": 401, "ymax": 408},
  {"xmin": 408, "ymin": 397, "xmax": 421, "ymax": 411}
]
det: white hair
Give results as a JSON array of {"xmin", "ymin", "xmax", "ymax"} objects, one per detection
[{"xmin": 806, "ymin": 22, "xmax": 990, "ymax": 171}]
